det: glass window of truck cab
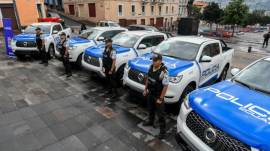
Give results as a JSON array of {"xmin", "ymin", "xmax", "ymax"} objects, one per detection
[
  {"xmin": 24, "ymin": 24, "xmax": 51, "ymax": 34},
  {"xmin": 233, "ymin": 59, "xmax": 270, "ymax": 95},
  {"xmin": 99, "ymin": 30, "xmax": 125, "ymax": 39},
  {"xmin": 52, "ymin": 25, "xmax": 62, "ymax": 34},
  {"xmin": 200, "ymin": 43, "xmax": 220, "ymax": 58},
  {"xmin": 79, "ymin": 29, "xmax": 102, "ymax": 40},
  {"xmin": 154, "ymin": 39, "xmax": 200, "ymax": 60},
  {"xmin": 138, "ymin": 35, "xmax": 164, "ymax": 48},
  {"xmin": 112, "ymin": 33, "xmax": 140, "ymax": 48}
]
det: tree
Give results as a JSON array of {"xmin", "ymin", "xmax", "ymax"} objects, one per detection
[
  {"xmin": 222, "ymin": 0, "xmax": 249, "ymax": 36},
  {"xmin": 202, "ymin": 2, "xmax": 223, "ymax": 31},
  {"xmin": 191, "ymin": 6, "xmax": 202, "ymax": 20}
]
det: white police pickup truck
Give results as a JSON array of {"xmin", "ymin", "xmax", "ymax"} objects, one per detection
[
  {"xmin": 176, "ymin": 57, "xmax": 270, "ymax": 151},
  {"xmin": 82, "ymin": 31, "xmax": 167, "ymax": 80},
  {"xmin": 123, "ymin": 36, "xmax": 234, "ymax": 103},
  {"xmin": 11, "ymin": 22, "xmax": 71, "ymax": 58},
  {"xmin": 62, "ymin": 27, "xmax": 127, "ymax": 67}
]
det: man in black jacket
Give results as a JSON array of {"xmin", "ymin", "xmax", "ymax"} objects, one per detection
[{"xmin": 36, "ymin": 27, "xmax": 48, "ymax": 66}]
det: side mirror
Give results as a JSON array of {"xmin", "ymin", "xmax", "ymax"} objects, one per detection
[
  {"xmin": 231, "ymin": 68, "xmax": 240, "ymax": 76},
  {"xmin": 97, "ymin": 36, "xmax": 105, "ymax": 41},
  {"xmin": 200, "ymin": 55, "xmax": 212, "ymax": 62},
  {"xmin": 138, "ymin": 44, "xmax": 147, "ymax": 49},
  {"xmin": 52, "ymin": 30, "xmax": 58, "ymax": 34}
]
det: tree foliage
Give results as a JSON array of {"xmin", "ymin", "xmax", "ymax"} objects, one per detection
[
  {"xmin": 203, "ymin": 2, "xmax": 223, "ymax": 24},
  {"xmin": 222, "ymin": 0, "xmax": 249, "ymax": 26}
]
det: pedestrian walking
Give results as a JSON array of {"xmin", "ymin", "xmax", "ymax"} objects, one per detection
[
  {"xmin": 263, "ymin": 31, "xmax": 270, "ymax": 48},
  {"xmin": 36, "ymin": 27, "xmax": 48, "ymax": 66},
  {"xmin": 57, "ymin": 32, "xmax": 72, "ymax": 77},
  {"xmin": 102, "ymin": 38, "xmax": 118, "ymax": 99},
  {"xmin": 80, "ymin": 24, "xmax": 87, "ymax": 34},
  {"xmin": 143, "ymin": 53, "xmax": 169, "ymax": 139}
]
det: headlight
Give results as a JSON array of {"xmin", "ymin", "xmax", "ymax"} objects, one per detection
[
  {"xmin": 11, "ymin": 39, "xmax": 16, "ymax": 45},
  {"xmin": 169, "ymin": 75, "xmax": 183, "ymax": 83},
  {"xmin": 183, "ymin": 95, "xmax": 190, "ymax": 109},
  {"xmin": 251, "ymin": 147, "xmax": 260, "ymax": 151},
  {"xmin": 125, "ymin": 63, "xmax": 130, "ymax": 70},
  {"xmin": 69, "ymin": 45, "xmax": 78, "ymax": 50}
]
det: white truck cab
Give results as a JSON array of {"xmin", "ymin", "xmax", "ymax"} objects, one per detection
[
  {"xmin": 123, "ymin": 36, "xmax": 234, "ymax": 103},
  {"xmin": 60, "ymin": 27, "xmax": 127, "ymax": 66},
  {"xmin": 82, "ymin": 31, "xmax": 168, "ymax": 81},
  {"xmin": 11, "ymin": 22, "xmax": 71, "ymax": 58}
]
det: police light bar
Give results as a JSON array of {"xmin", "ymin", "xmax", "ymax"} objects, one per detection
[{"xmin": 38, "ymin": 17, "xmax": 62, "ymax": 23}]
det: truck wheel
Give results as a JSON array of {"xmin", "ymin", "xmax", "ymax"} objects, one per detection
[
  {"xmin": 76, "ymin": 53, "xmax": 83, "ymax": 69},
  {"xmin": 218, "ymin": 66, "xmax": 229, "ymax": 82},
  {"xmin": 116, "ymin": 65, "xmax": 125, "ymax": 87},
  {"xmin": 47, "ymin": 45, "xmax": 55, "ymax": 60},
  {"xmin": 179, "ymin": 85, "xmax": 194, "ymax": 105}
]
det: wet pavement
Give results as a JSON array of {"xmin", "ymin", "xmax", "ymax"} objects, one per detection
[{"xmin": 0, "ymin": 53, "xmax": 182, "ymax": 151}]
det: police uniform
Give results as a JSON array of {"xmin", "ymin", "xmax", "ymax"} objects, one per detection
[
  {"xmin": 102, "ymin": 46, "xmax": 118, "ymax": 97},
  {"xmin": 36, "ymin": 32, "xmax": 48, "ymax": 64},
  {"xmin": 57, "ymin": 38, "xmax": 72, "ymax": 76},
  {"xmin": 145, "ymin": 62, "xmax": 169, "ymax": 138}
]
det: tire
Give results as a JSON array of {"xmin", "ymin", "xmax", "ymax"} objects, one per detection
[
  {"xmin": 16, "ymin": 54, "xmax": 25, "ymax": 60},
  {"xmin": 116, "ymin": 65, "xmax": 125, "ymax": 87},
  {"xmin": 218, "ymin": 66, "xmax": 229, "ymax": 82},
  {"xmin": 179, "ymin": 84, "xmax": 195, "ymax": 105},
  {"xmin": 47, "ymin": 44, "xmax": 55, "ymax": 60},
  {"xmin": 76, "ymin": 53, "xmax": 83, "ymax": 69}
]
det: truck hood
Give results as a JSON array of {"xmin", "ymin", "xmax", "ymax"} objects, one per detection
[
  {"xmin": 128, "ymin": 53, "xmax": 194, "ymax": 76},
  {"xmin": 13, "ymin": 33, "xmax": 49, "ymax": 41},
  {"xmin": 68, "ymin": 37, "xmax": 94, "ymax": 47},
  {"xmin": 84, "ymin": 44, "xmax": 131, "ymax": 58},
  {"xmin": 189, "ymin": 80, "xmax": 270, "ymax": 150}
]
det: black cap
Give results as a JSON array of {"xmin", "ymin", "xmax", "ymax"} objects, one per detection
[
  {"xmin": 105, "ymin": 38, "xmax": 112, "ymax": 43},
  {"xmin": 35, "ymin": 27, "xmax": 41, "ymax": 31},
  {"xmin": 152, "ymin": 53, "xmax": 162, "ymax": 61},
  {"xmin": 60, "ymin": 32, "xmax": 66, "ymax": 36}
]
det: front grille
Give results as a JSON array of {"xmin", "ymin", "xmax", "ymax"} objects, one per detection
[
  {"xmin": 128, "ymin": 69, "xmax": 147, "ymax": 84},
  {"xmin": 16, "ymin": 41, "xmax": 36, "ymax": 47},
  {"xmin": 84, "ymin": 54, "xmax": 100, "ymax": 67},
  {"xmin": 186, "ymin": 111, "xmax": 251, "ymax": 151}
]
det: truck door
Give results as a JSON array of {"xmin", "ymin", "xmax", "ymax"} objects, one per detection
[
  {"xmin": 198, "ymin": 43, "xmax": 221, "ymax": 87},
  {"xmin": 52, "ymin": 24, "xmax": 62, "ymax": 47}
]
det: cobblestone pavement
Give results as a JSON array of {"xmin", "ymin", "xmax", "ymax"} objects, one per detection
[{"xmin": 0, "ymin": 48, "xmax": 267, "ymax": 151}]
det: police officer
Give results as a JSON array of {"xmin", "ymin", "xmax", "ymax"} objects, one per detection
[
  {"xmin": 57, "ymin": 32, "xmax": 72, "ymax": 77},
  {"xmin": 36, "ymin": 27, "xmax": 48, "ymax": 66},
  {"xmin": 102, "ymin": 38, "xmax": 118, "ymax": 99},
  {"xmin": 143, "ymin": 53, "xmax": 169, "ymax": 139}
]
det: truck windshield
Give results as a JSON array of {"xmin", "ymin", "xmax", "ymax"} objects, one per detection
[
  {"xmin": 233, "ymin": 59, "xmax": 270, "ymax": 95},
  {"xmin": 112, "ymin": 33, "xmax": 140, "ymax": 48},
  {"xmin": 154, "ymin": 39, "xmax": 200, "ymax": 60},
  {"xmin": 24, "ymin": 24, "xmax": 51, "ymax": 34},
  {"xmin": 79, "ymin": 29, "xmax": 102, "ymax": 40}
]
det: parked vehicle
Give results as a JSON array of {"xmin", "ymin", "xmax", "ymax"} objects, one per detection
[
  {"xmin": 127, "ymin": 24, "xmax": 159, "ymax": 32},
  {"xmin": 123, "ymin": 36, "xmax": 234, "ymax": 103},
  {"xmin": 57, "ymin": 27, "xmax": 127, "ymax": 67},
  {"xmin": 96, "ymin": 21, "xmax": 120, "ymax": 27},
  {"xmin": 11, "ymin": 22, "xmax": 71, "ymax": 58},
  {"xmin": 176, "ymin": 57, "xmax": 270, "ymax": 151},
  {"xmin": 82, "ymin": 31, "xmax": 167, "ymax": 81}
]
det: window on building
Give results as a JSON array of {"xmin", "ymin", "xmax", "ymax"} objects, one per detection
[
  {"xmin": 118, "ymin": 5, "xmax": 123, "ymax": 16},
  {"xmin": 142, "ymin": 5, "xmax": 145, "ymax": 15},
  {"xmin": 159, "ymin": 6, "xmax": 162, "ymax": 16},
  {"xmin": 166, "ymin": 6, "xmax": 168, "ymax": 14},
  {"xmin": 131, "ymin": 5, "xmax": 135, "ymax": 16},
  {"xmin": 172, "ymin": 6, "xmax": 174, "ymax": 13},
  {"xmin": 88, "ymin": 3, "xmax": 96, "ymax": 17},
  {"xmin": 151, "ymin": 5, "xmax": 154, "ymax": 15}
]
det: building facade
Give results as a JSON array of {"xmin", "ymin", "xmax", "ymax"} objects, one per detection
[
  {"xmin": 178, "ymin": 0, "xmax": 188, "ymax": 18},
  {"xmin": 0, "ymin": 0, "xmax": 46, "ymax": 29},
  {"xmin": 63, "ymin": 0, "xmax": 179, "ymax": 28}
]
